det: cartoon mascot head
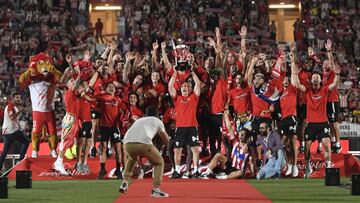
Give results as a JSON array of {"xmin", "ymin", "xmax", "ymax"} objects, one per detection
[{"xmin": 18, "ymin": 52, "xmax": 62, "ymax": 88}]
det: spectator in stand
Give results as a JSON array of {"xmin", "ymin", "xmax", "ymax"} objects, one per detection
[{"xmin": 95, "ymin": 18, "xmax": 104, "ymax": 44}]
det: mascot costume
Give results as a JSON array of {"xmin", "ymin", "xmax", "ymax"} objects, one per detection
[{"xmin": 18, "ymin": 52, "xmax": 62, "ymax": 158}]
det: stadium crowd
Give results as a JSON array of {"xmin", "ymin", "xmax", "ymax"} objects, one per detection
[{"xmin": 0, "ymin": 0, "xmax": 359, "ymax": 181}]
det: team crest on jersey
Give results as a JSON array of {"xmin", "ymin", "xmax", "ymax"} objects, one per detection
[
  {"xmin": 176, "ymin": 142, "xmax": 179, "ymax": 146},
  {"xmin": 305, "ymin": 134, "xmax": 309, "ymax": 140}
]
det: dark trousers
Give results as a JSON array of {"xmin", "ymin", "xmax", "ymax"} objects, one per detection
[
  {"xmin": 209, "ymin": 114, "xmax": 223, "ymax": 157},
  {"xmin": 0, "ymin": 130, "xmax": 30, "ymax": 170}
]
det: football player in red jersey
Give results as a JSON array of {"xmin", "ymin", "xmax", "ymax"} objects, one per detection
[
  {"xmin": 96, "ymin": 82, "xmax": 126, "ymax": 179},
  {"xmin": 323, "ymin": 40, "xmax": 342, "ymax": 153},
  {"xmin": 53, "ymin": 77, "xmax": 82, "ymax": 175},
  {"xmin": 293, "ymin": 46, "xmax": 340, "ymax": 178},
  {"xmin": 168, "ymin": 68, "xmax": 202, "ymax": 178},
  {"xmin": 280, "ymin": 49, "xmax": 300, "ymax": 177}
]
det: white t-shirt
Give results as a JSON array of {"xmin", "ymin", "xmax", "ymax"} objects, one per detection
[
  {"xmin": 2, "ymin": 102, "xmax": 20, "ymax": 134},
  {"xmin": 123, "ymin": 117, "xmax": 165, "ymax": 145},
  {"xmin": 28, "ymin": 81, "xmax": 56, "ymax": 112}
]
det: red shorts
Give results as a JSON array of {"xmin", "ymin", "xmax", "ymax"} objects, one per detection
[
  {"xmin": 32, "ymin": 111, "xmax": 56, "ymax": 134},
  {"xmin": 59, "ymin": 113, "xmax": 80, "ymax": 151}
]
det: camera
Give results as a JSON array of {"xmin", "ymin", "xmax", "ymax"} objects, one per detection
[{"xmin": 175, "ymin": 59, "xmax": 190, "ymax": 71}]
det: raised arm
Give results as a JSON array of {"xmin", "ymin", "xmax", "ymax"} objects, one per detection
[
  {"xmin": 107, "ymin": 41, "xmax": 117, "ymax": 73},
  {"xmin": 191, "ymin": 70, "xmax": 201, "ymax": 96},
  {"xmin": 329, "ymin": 64, "xmax": 340, "ymax": 91},
  {"xmin": 161, "ymin": 42, "xmax": 172, "ymax": 71},
  {"xmin": 239, "ymin": 26, "xmax": 247, "ymax": 53},
  {"xmin": 152, "ymin": 40, "xmax": 159, "ymax": 68},
  {"xmin": 122, "ymin": 52, "xmax": 133, "ymax": 83},
  {"xmin": 101, "ymin": 43, "xmax": 111, "ymax": 59},
  {"xmin": 245, "ymin": 56, "xmax": 258, "ymax": 85},
  {"xmin": 290, "ymin": 54, "xmax": 306, "ymax": 92},
  {"xmin": 168, "ymin": 69, "xmax": 177, "ymax": 98}
]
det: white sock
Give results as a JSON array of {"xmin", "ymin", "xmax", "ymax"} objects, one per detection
[
  {"xmin": 175, "ymin": 165, "xmax": 180, "ymax": 173},
  {"xmin": 301, "ymin": 141, "xmax": 305, "ymax": 146},
  {"xmin": 326, "ymin": 161, "xmax": 331, "ymax": 168},
  {"xmin": 336, "ymin": 142, "xmax": 340, "ymax": 147},
  {"xmin": 194, "ymin": 166, "xmax": 198, "ymax": 173},
  {"xmin": 288, "ymin": 164, "xmax": 293, "ymax": 168},
  {"xmin": 318, "ymin": 143, "xmax": 322, "ymax": 148},
  {"xmin": 205, "ymin": 168, "xmax": 212, "ymax": 175}
]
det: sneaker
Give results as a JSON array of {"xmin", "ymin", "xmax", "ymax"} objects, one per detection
[
  {"xmin": 192, "ymin": 171, "xmax": 200, "ymax": 179},
  {"xmin": 53, "ymin": 161, "xmax": 69, "ymax": 176},
  {"xmin": 199, "ymin": 173, "xmax": 209, "ymax": 179},
  {"xmin": 215, "ymin": 173, "xmax": 227, "ymax": 179},
  {"xmin": 182, "ymin": 171, "xmax": 192, "ymax": 179},
  {"xmin": 97, "ymin": 170, "xmax": 107, "ymax": 180},
  {"xmin": 119, "ymin": 182, "xmax": 128, "ymax": 193},
  {"xmin": 151, "ymin": 188, "xmax": 169, "ymax": 198},
  {"xmin": 285, "ymin": 164, "xmax": 293, "ymax": 176},
  {"xmin": 32, "ymin": 150, "xmax": 38, "ymax": 158},
  {"xmin": 76, "ymin": 163, "xmax": 84, "ymax": 173},
  {"xmin": 317, "ymin": 145, "xmax": 322, "ymax": 154},
  {"xmin": 51, "ymin": 150, "xmax": 58, "ymax": 158},
  {"xmin": 90, "ymin": 147, "xmax": 96, "ymax": 158},
  {"xmin": 137, "ymin": 169, "xmax": 144, "ymax": 179},
  {"xmin": 170, "ymin": 171, "xmax": 182, "ymax": 179},
  {"xmin": 273, "ymin": 172, "xmax": 281, "ymax": 179},
  {"xmin": 292, "ymin": 165, "xmax": 299, "ymax": 177},
  {"xmin": 114, "ymin": 170, "xmax": 123, "ymax": 179},
  {"xmin": 304, "ymin": 167, "xmax": 313, "ymax": 179},
  {"xmin": 82, "ymin": 164, "xmax": 91, "ymax": 173}
]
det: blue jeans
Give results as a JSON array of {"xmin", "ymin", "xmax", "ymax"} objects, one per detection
[
  {"xmin": 257, "ymin": 149, "xmax": 286, "ymax": 180},
  {"xmin": 0, "ymin": 130, "xmax": 30, "ymax": 170}
]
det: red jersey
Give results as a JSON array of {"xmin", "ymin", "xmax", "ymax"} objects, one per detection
[
  {"xmin": 79, "ymin": 98, "xmax": 92, "ymax": 122},
  {"xmin": 97, "ymin": 94, "xmax": 124, "ymax": 127},
  {"xmin": 175, "ymin": 93, "xmax": 199, "ymax": 127},
  {"xmin": 305, "ymin": 85, "xmax": 329, "ymax": 123},
  {"xmin": 64, "ymin": 89, "xmax": 80, "ymax": 117},
  {"xmin": 298, "ymin": 69, "xmax": 312, "ymax": 104},
  {"xmin": 211, "ymin": 78, "xmax": 228, "ymax": 114},
  {"xmin": 323, "ymin": 71, "xmax": 339, "ymax": 102},
  {"xmin": 167, "ymin": 69, "xmax": 191, "ymax": 90},
  {"xmin": 145, "ymin": 82, "xmax": 166, "ymax": 106},
  {"xmin": 279, "ymin": 84, "xmax": 297, "ymax": 119},
  {"xmin": 250, "ymin": 85, "xmax": 271, "ymax": 118},
  {"xmin": 121, "ymin": 105, "xmax": 143, "ymax": 133},
  {"xmin": 229, "ymin": 85, "xmax": 251, "ymax": 114},
  {"xmin": 163, "ymin": 107, "xmax": 176, "ymax": 124}
]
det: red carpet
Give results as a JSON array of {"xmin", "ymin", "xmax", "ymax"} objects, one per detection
[{"xmin": 115, "ymin": 179, "xmax": 271, "ymax": 203}]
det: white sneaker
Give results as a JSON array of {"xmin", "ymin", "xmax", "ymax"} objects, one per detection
[
  {"xmin": 151, "ymin": 188, "xmax": 169, "ymax": 198},
  {"xmin": 32, "ymin": 150, "xmax": 38, "ymax": 158},
  {"xmin": 51, "ymin": 150, "xmax": 58, "ymax": 158},
  {"xmin": 53, "ymin": 161, "xmax": 69, "ymax": 176},
  {"xmin": 119, "ymin": 182, "xmax": 128, "ymax": 193},
  {"xmin": 285, "ymin": 164, "xmax": 293, "ymax": 176},
  {"xmin": 292, "ymin": 165, "xmax": 299, "ymax": 177}
]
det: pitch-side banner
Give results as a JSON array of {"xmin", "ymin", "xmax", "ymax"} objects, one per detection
[{"xmin": 339, "ymin": 122, "xmax": 360, "ymax": 138}]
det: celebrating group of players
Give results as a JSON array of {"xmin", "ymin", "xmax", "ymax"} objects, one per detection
[{"xmin": 37, "ymin": 25, "xmax": 341, "ymax": 180}]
